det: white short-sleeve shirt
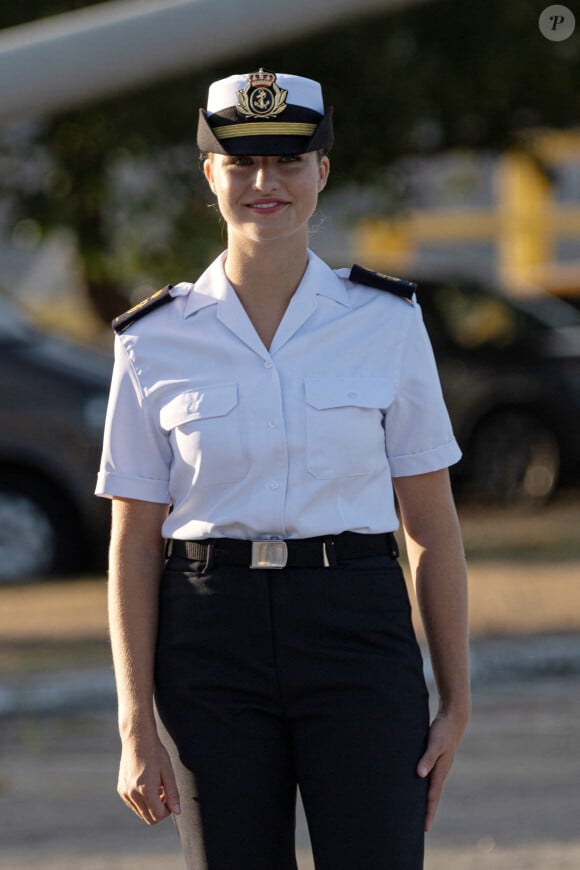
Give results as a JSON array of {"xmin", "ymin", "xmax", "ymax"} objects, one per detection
[{"xmin": 96, "ymin": 250, "xmax": 461, "ymax": 540}]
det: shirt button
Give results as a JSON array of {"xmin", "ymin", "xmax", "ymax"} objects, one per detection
[
  {"xmin": 347, "ymin": 391, "xmax": 358, "ymax": 400},
  {"xmin": 264, "ymin": 361, "xmax": 273, "ymax": 369},
  {"xmin": 269, "ymin": 480, "xmax": 280, "ymax": 490},
  {"xmin": 267, "ymin": 419, "xmax": 278, "ymax": 429}
]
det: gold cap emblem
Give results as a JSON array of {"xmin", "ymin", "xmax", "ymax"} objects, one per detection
[{"xmin": 236, "ymin": 68, "xmax": 288, "ymax": 119}]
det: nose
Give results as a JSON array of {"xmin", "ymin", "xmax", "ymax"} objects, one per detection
[{"xmin": 253, "ymin": 159, "xmax": 279, "ymax": 191}]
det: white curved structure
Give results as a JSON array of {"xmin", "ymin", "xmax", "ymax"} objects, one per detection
[{"xmin": 0, "ymin": 0, "xmax": 429, "ymax": 119}]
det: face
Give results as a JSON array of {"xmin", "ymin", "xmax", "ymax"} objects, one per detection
[{"xmin": 204, "ymin": 151, "xmax": 330, "ymax": 247}]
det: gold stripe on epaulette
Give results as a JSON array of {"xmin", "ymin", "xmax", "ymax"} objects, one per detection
[{"xmin": 121, "ymin": 286, "xmax": 167, "ymax": 318}]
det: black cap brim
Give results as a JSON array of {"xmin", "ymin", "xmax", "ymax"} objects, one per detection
[{"xmin": 197, "ymin": 106, "xmax": 333, "ymax": 156}]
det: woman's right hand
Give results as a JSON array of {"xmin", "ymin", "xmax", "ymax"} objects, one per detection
[{"xmin": 117, "ymin": 734, "xmax": 181, "ymax": 825}]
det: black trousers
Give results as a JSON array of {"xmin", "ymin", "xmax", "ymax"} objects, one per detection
[{"xmin": 154, "ymin": 553, "xmax": 430, "ymax": 870}]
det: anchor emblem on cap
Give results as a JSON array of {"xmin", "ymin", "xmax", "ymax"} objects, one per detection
[{"xmin": 236, "ymin": 68, "xmax": 288, "ymax": 119}]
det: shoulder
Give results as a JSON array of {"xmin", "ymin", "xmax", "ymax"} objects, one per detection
[
  {"xmin": 345, "ymin": 264, "xmax": 417, "ymax": 304},
  {"xmin": 334, "ymin": 263, "xmax": 428, "ymax": 349},
  {"xmin": 112, "ymin": 282, "xmax": 194, "ymax": 334},
  {"xmin": 112, "ymin": 285, "xmax": 175, "ymax": 334}
]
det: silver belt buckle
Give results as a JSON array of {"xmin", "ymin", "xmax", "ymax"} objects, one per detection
[{"xmin": 251, "ymin": 540, "xmax": 288, "ymax": 569}]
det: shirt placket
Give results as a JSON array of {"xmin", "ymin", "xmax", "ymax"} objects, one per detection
[{"xmin": 257, "ymin": 356, "xmax": 289, "ymax": 538}]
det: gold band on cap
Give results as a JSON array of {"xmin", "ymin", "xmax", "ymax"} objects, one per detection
[{"xmin": 213, "ymin": 122, "xmax": 317, "ymax": 140}]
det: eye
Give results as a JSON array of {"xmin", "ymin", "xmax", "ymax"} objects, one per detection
[
  {"xmin": 279, "ymin": 154, "xmax": 302, "ymax": 163},
  {"xmin": 231, "ymin": 156, "xmax": 253, "ymax": 166}
]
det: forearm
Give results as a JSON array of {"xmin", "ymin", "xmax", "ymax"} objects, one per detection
[
  {"xmin": 395, "ymin": 470, "xmax": 470, "ymax": 722},
  {"xmin": 108, "ymin": 498, "xmax": 168, "ymax": 739},
  {"xmin": 407, "ymin": 528, "xmax": 470, "ymax": 720}
]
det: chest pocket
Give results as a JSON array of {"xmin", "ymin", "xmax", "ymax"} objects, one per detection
[
  {"xmin": 305, "ymin": 378, "xmax": 391, "ymax": 479},
  {"xmin": 160, "ymin": 384, "xmax": 248, "ymax": 487}
]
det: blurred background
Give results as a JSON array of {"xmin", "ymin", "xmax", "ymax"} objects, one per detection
[{"xmin": 0, "ymin": 1, "xmax": 579, "ymax": 868}]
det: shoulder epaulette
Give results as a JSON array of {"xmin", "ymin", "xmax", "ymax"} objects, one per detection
[
  {"xmin": 349, "ymin": 264, "xmax": 417, "ymax": 302},
  {"xmin": 112, "ymin": 284, "xmax": 175, "ymax": 334}
]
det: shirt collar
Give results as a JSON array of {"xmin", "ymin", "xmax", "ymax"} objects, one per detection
[
  {"xmin": 299, "ymin": 250, "xmax": 351, "ymax": 308},
  {"xmin": 182, "ymin": 252, "xmax": 228, "ymax": 318},
  {"xmin": 182, "ymin": 248, "xmax": 351, "ymax": 320}
]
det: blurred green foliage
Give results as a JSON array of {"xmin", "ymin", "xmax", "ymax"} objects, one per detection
[{"xmin": 1, "ymin": 0, "xmax": 579, "ymax": 321}]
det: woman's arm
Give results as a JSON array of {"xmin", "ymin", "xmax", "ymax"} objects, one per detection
[
  {"xmin": 393, "ymin": 468, "xmax": 471, "ymax": 833},
  {"xmin": 108, "ymin": 496, "xmax": 181, "ymax": 825}
]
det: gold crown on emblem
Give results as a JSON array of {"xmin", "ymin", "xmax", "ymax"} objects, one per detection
[{"xmin": 247, "ymin": 68, "xmax": 276, "ymax": 88}]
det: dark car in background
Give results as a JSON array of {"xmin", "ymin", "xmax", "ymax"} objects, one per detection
[
  {"xmin": 0, "ymin": 298, "xmax": 112, "ymax": 583},
  {"xmin": 416, "ymin": 273, "xmax": 580, "ymax": 503}
]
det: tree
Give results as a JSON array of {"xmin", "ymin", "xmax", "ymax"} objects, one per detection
[{"xmin": 1, "ymin": 0, "xmax": 578, "ymax": 321}]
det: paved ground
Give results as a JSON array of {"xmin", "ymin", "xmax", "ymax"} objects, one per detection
[{"xmin": 1, "ymin": 673, "xmax": 579, "ymax": 868}]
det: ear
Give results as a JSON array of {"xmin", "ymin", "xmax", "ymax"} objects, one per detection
[
  {"xmin": 204, "ymin": 157, "xmax": 217, "ymax": 195},
  {"xmin": 317, "ymin": 155, "xmax": 330, "ymax": 193}
]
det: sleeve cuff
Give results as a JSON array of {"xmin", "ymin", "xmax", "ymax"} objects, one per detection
[
  {"xmin": 389, "ymin": 439, "xmax": 462, "ymax": 478},
  {"xmin": 95, "ymin": 471, "xmax": 171, "ymax": 503}
]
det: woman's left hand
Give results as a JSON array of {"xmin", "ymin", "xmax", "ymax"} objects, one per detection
[{"xmin": 416, "ymin": 710, "xmax": 469, "ymax": 832}]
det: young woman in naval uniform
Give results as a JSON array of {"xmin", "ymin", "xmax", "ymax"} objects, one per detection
[{"xmin": 97, "ymin": 68, "xmax": 470, "ymax": 870}]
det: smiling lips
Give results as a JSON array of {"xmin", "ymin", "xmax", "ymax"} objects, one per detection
[{"xmin": 246, "ymin": 198, "xmax": 289, "ymax": 214}]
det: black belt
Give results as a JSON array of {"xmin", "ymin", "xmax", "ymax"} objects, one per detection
[{"xmin": 165, "ymin": 531, "xmax": 398, "ymax": 569}]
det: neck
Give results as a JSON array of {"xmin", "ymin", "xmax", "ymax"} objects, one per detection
[
  {"xmin": 224, "ymin": 235, "xmax": 309, "ymax": 308},
  {"xmin": 223, "ymin": 235, "xmax": 310, "ymax": 349}
]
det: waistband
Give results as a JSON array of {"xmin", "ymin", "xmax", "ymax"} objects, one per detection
[{"xmin": 165, "ymin": 531, "xmax": 399, "ymax": 569}]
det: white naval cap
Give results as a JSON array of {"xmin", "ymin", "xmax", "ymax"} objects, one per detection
[{"xmin": 197, "ymin": 68, "xmax": 333, "ymax": 156}]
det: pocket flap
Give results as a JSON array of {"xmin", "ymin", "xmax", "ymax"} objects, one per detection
[
  {"xmin": 160, "ymin": 384, "xmax": 238, "ymax": 430},
  {"xmin": 304, "ymin": 377, "xmax": 391, "ymax": 411}
]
